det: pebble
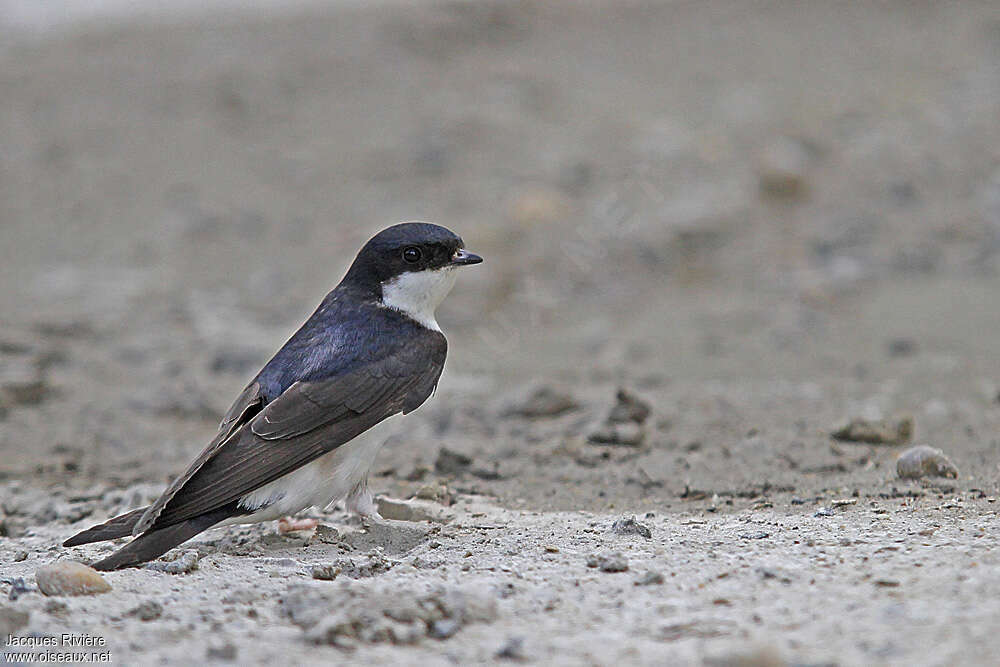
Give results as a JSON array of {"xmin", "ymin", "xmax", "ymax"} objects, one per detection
[
  {"xmin": 146, "ymin": 550, "xmax": 199, "ymax": 574},
  {"xmin": 0, "ymin": 354, "xmax": 50, "ymax": 407},
  {"xmin": 588, "ymin": 421, "xmax": 645, "ymax": 447},
  {"xmin": 127, "ymin": 600, "xmax": 163, "ymax": 621},
  {"xmin": 206, "ymin": 643, "xmax": 238, "ymax": 661},
  {"xmin": 311, "ymin": 525, "xmax": 341, "ymax": 544},
  {"xmin": 415, "ymin": 482, "xmax": 452, "ymax": 505},
  {"xmin": 887, "ymin": 338, "xmax": 918, "ymax": 358},
  {"xmin": 434, "ymin": 448, "xmax": 472, "ymax": 476},
  {"xmin": 832, "ymin": 416, "xmax": 913, "ymax": 445},
  {"xmin": 311, "ymin": 564, "xmax": 342, "ymax": 581},
  {"xmin": 13, "ymin": 550, "xmax": 28, "ymax": 562},
  {"xmin": 608, "ymin": 388, "xmax": 651, "ymax": 424},
  {"xmin": 319, "ymin": 552, "xmax": 393, "ymax": 579},
  {"xmin": 897, "ymin": 445, "xmax": 959, "ymax": 479},
  {"xmin": 739, "ymin": 531, "xmax": 770, "ymax": 540},
  {"xmin": 634, "ymin": 570, "xmax": 665, "ymax": 586},
  {"xmin": 6, "ymin": 578, "xmax": 30, "ymax": 600},
  {"xmin": 35, "ymin": 562, "xmax": 111, "ymax": 596},
  {"xmin": 586, "ymin": 552, "xmax": 629, "ymax": 573},
  {"xmin": 587, "ymin": 388, "xmax": 652, "ymax": 446},
  {"xmin": 758, "ymin": 136, "xmax": 811, "ymax": 199},
  {"xmin": 611, "ymin": 515, "xmax": 652, "ymax": 539},
  {"xmin": 503, "ymin": 385, "xmax": 579, "ymax": 419},
  {"xmin": 43, "ymin": 600, "xmax": 68, "ymax": 615},
  {"xmin": 429, "ymin": 618, "xmax": 460, "ymax": 639},
  {"xmin": 496, "ymin": 636, "xmax": 527, "ymax": 661}
]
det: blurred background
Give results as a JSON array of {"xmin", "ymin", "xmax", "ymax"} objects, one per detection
[{"xmin": 2, "ymin": 1, "xmax": 1000, "ymax": 510}]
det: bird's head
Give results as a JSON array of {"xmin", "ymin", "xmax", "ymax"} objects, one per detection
[{"xmin": 342, "ymin": 222, "xmax": 483, "ymax": 329}]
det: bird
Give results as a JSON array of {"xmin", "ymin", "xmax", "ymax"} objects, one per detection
[{"xmin": 64, "ymin": 222, "xmax": 482, "ymax": 570}]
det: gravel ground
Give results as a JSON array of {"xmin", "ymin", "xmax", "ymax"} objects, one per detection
[{"xmin": 2, "ymin": 1, "xmax": 1000, "ymax": 665}]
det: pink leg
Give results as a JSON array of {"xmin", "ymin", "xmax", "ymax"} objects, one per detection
[{"xmin": 277, "ymin": 517, "xmax": 319, "ymax": 534}]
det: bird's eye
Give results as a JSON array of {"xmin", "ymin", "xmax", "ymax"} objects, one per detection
[{"xmin": 402, "ymin": 246, "xmax": 422, "ymax": 263}]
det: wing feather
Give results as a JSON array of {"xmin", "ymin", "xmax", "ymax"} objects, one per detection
[{"xmin": 138, "ymin": 329, "xmax": 447, "ymax": 532}]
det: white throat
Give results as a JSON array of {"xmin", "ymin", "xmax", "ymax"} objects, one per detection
[{"xmin": 380, "ymin": 268, "xmax": 457, "ymax": 331}]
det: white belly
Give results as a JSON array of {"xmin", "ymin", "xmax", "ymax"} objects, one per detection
[{"xmin": 217, "ymin": 415, "xmax": 400, "ymax": 525}]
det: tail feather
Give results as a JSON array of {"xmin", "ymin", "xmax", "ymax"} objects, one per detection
[
  {"xmin": 63, "ymin": 507, "xmax": 149, "ymax": 547},
  {"xmin": 89, "ymin": 506, "xmax": 236, "ymax": 571}
]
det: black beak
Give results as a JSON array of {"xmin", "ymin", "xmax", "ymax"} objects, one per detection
[{"xmin": 451, "ymin": 249, "xmax": 483, "ymax": 266}]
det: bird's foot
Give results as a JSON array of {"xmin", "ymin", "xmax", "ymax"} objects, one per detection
[{"xmin": 277, "ymin": 517, "xmax": 319, "ymax": 535}]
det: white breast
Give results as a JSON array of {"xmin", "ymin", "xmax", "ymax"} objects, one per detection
[{"xmin": 380, "ymin": 267, "xmax": 458, "ymax": 331}]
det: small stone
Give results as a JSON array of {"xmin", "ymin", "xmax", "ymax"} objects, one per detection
[
  {"xmin": 739, "ymin": 531, "xmax": 770, "ymax": 540},
  {"xmin": 470, "ymin": 465, "xmax": 503, "ymax": 481},
  {"xmin": 311, "ymin": 525, "xmax": 341, "ymax": 544},
  {"xmin": 758, "ymin": 136, "xmax": 811, "ymax": 199},
  {"xmin": 0, "ymin": 355, "xmax": 49, "ymax": 406},
  {"xmin": 43, "ymin": 600, "xmax": 68, "ymax": 615},
  {"xmin": 831, "ymin": 498, "xmax": 858, "ymax": 508},
  {"xmin": 608, "ymin": 388, "xmax": 651, "ymax": 424},
  {"xmin": 410, "ymin": 556, "xmax": 444, "ymax": 570},
  {"xmin": 588, "ymin": 421, "xmax": 645, "ymax": 447},
  {"xmin": 897, "ymin": 445, "xmax": 959, "ymax": 479},
  {"xmin": 887, "ymin": 338, "xmax": 918, "ymax": 358},
  {"xmin": 814, "ymin": 507, "xmax": 834, "ymax": 517},
  {"xmin": 13, "ymin": 550, "xmax": 28, "ymax": 562},
  {"xmin": 429, "ymin": 618, "xmax": 460, "ymax": 639},
  {"xmin": 611, "ymin": 515, "xmax": 652, "ymax": 539},
  {"xmin": 146, "ymin": 550, "xmax": 199, "ymax": 574},
  {"xmin": 756, "ymin": 567, "xmax": 794, "ymax": 584},
  {"xmin": 504, "ymin": 386, "xmax": 579, "ymax": 419},
  {"xmin": 206, "ymin": 643, "xmax": 237, "ymax": 660},
  {"xmin": 496, "ymin": 636, "xmax": 527, "ymax": 661},
  {"xmin": 832, "ymin": 416, "xmax": 913, "ymax": 445},
  {"xmin": 335, "ymin": 552, "xmax": 393, "ymax": 579},
  {"xmin": 6, "ymin": 578, "xmax": 30, "ymax": 601},
  {"xmin": 0, "ymin": 605, "xmax": 29, "ymax": 635},
  {"xmin": 35, "ymin": 562, "xmax": 111, "ymax": 596},
  {"xmin": 127, "ymin": 600, "xmax": 163, "ymax": 621},
  {"xmin": 634, "ymin": 570, "xmax": 665, "ymax": 586},
  {"xmin": 586, "ymin": 552, "xmax": 629, "ymax": 573},
  {"xmin": 434, "ymin": 448, "xmax": 472, "ymax": 476},
  {"xmin": 310, "ymin": 564, "xmax": 342, "ymax": 581},
  {"xmin": 404, "ymin": 465, "xmax": 432, "ymax": 481},
  {"xmin": 415, "ymin": 482, "xmax": 451, "ymax": 505}
]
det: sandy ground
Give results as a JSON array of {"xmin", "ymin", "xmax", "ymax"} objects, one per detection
[{"xmin": 2, "ymin": 1, "xmax": 1000, "ymax": 665}]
